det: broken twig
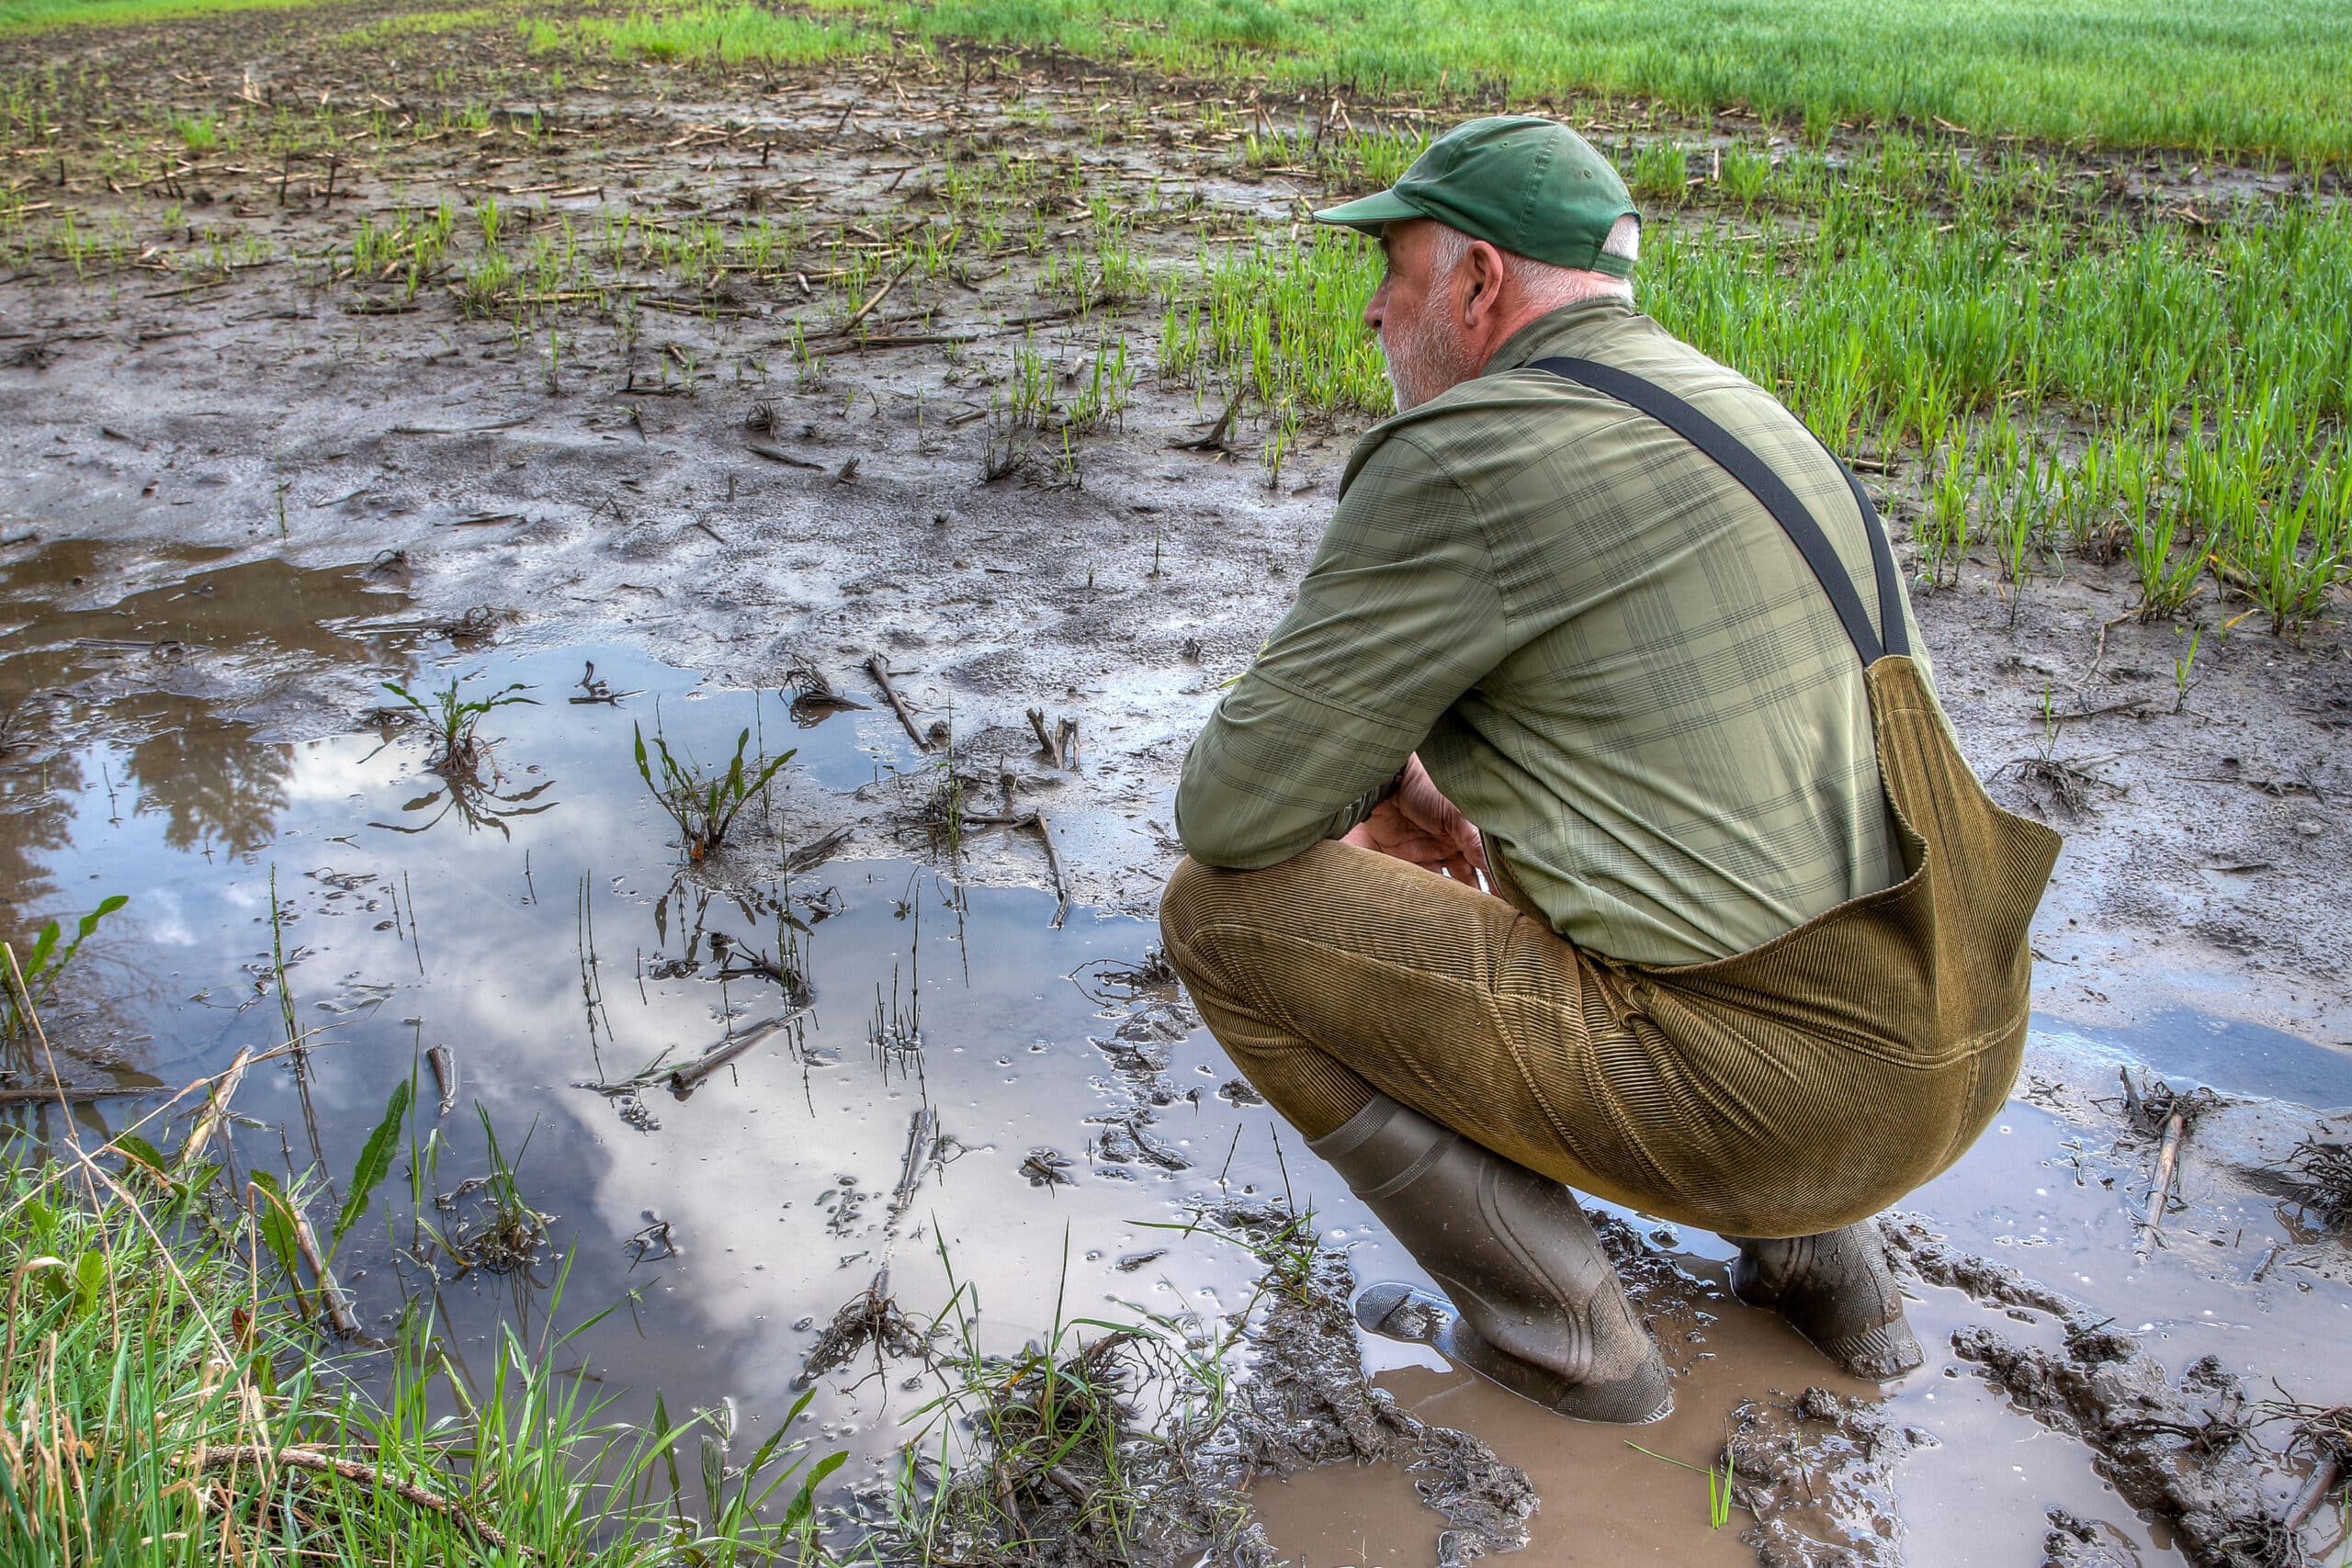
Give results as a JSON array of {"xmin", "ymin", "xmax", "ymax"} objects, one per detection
[
  {"xmin": 747, "ymin": 441, "xmax": 825, "ymax": 470},
  {"xmin": 667, "ymin": 1008, "xmax": 813, "ymax": 1096},
  {"xmin": 866, "ymin": 655, "xmax": 930, "ymax": 751},
  {"xmin": 2138, "ymin": 1109, "xmax": 2187, "ymax": 1254},
  {"xmin": 2284, "ymin": 1455, "xmax": 2344, "ymax": 1531},
  {"xmin": 190, "ymin": 1446, "xmax": 528, "ymax": 1556},
  {"xmin": 0, "ymin": 1083, "xmax": 153, "ymax": 1104}
]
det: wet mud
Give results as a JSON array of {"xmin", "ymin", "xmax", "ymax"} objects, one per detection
[
  {"xmin": 882, "ymin": 1204, "xmax": 1535, "ymax": 1567},
  {"xmin": 1724, "ymin": 1387, "xmax": 1927, "ymax": 1568},
  {"xmin": 0, "ymin": 11, "xmax": 2348, "ymax": 1566},
  {"xmin": 1888, "ymin": 1212, "xmax": 2328, "ymax": 1567}
]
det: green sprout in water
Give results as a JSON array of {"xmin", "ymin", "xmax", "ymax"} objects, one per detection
[
  {"xmin": 381, "ymin": 673, "xmax": 535, "ymax": 780},
  {"xmin": 375, "ymin": 675, "xmax": 551, "ymax": 838},
  {"xmin": 634, "ymin": 719, "xmax": 794, "ymax": 863},
  {"xmin": 1, "ymin": 894, "xmax": 129, "ymax": 1042},
  {"xmin": 1625, "ymin": 1439, "xmax": 1739, "ymax": 1529}
]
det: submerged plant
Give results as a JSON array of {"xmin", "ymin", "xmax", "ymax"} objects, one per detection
[
  {"xmin": 1, "ymin": 894, "xmax": 128, "ymax": 1041},
  {"xmin": 634, "ymin": 720, "xmax": 794, "ymax": 863},
  {"xmin": 424, "ymin": 1106, "xmax": 553, "ymax": 1274}
]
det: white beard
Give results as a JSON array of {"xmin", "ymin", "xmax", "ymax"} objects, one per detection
[{"xmin": 1380, "ymin": 294, "xmax": 1477, "ymax": 412}]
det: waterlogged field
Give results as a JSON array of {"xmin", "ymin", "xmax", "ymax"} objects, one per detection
[
  {"xmin": 0, "ymin": 3, "xmax": 2349, "ymax": 1565},
  {"xmin": 0, "ymin": 10, "xmax": 2342, "ymax": 635}
]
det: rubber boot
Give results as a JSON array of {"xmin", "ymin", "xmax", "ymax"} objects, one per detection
[
  {"xmin": 1724, "ymin": 1222, "xmax": 1924, "ymax": 1379},
  {"xmin": 1308, "ymin": 1095, "xmax": 1671, "ymax": 1424}
]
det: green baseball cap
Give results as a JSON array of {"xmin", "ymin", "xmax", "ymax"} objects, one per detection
[{"xmin": 1313, "ymin": 115, "xmax": 1640, "ymax": 278}]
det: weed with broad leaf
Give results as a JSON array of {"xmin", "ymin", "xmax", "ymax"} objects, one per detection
[
  {"xmin": 634, "ymin": 719, "xmax": 794, "ymax": 863},
  {"xmin": 1, "ymin": 893, "xmax": 128, "ymax": 1041}
]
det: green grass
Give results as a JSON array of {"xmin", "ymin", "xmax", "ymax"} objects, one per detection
[
  {"xmin": 9, "ymin": 0, "xmax": 2352, "ymax": 164},
  {"xmin": 1149, "ymin": 129, "xmax": 2349, "ymax": 629},
  {"xmin": 1159, "ymin": 227, "xmax": 1392, "ymax": 420},
  {"xmin": 1634, "ymin": 190, "xmax": 2352, "ymax": 627},
  {"xmin": 804, "ymin": 0, "xmax": 2352, "ymax": 165},
  {"xmin": 541, "ymin": 5, "xmax": 879, "ymax": 65},
  {"xmin": 0, "ymin": 0, "xmax": 359, "ymax": 34},
  {"xmin": 0, "ymin": 1076, "xmax": 842, "ymax": 1564}
]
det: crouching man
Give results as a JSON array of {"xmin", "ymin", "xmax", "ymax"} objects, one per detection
[{"xmin": 1159, "ymin": 118, "xmax": 2059, "ymax": 1423}]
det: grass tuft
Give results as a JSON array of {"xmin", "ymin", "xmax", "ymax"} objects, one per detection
[
  {"xmin": 634, "ymin": 716, "xmax": 795, "ymax": 863},
  {"xmin": 0, "ymin": 1073, "xmax": 843, "ymax": 1565}
]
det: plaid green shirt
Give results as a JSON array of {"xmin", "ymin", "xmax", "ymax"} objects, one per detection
[{"xmin": 1174, "ymin": 298, "xmax": 1933, "ymax": 966}]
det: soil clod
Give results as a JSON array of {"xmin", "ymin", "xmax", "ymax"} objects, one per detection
[{"xmin": 1724, "ymin": 1385, "xmax": 1928, "ymax": 1568}]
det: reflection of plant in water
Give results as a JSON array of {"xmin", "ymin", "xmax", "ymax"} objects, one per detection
[
  {"xmin": 1069, "ymin": 948, "xmax": 1179, "ymax": 1006},
  {"xmin": 124, "ymin": 704, "xmax": 290, "ymax": 854},
  {"xmin": 0, "ymin": 739, "xmax": 83, "ymax": 935},
  {"xmin": 373, "ymin": 769, "xmax": 556, "ymax": 840},
  {"xmin": 0, "ymin": 697, "xmax": 38, "ymax": 758},
  {"xmin": 2, "ymin": 894, "xmax": 128, "ymax": 1042},
  {"xmin": 381, "ymin": 673, "xmax": 535, "ymax": 778},
  {"xmin": 373, "ymin": 675, "xmax": 551, "ymax": 839},
  {"xmin": 634, "ymin": 720, "xmax": 793, "ymax": 863},
  {"xmin": 868, "ymin": 880, "xmax": 923, "ymax": 1080}
]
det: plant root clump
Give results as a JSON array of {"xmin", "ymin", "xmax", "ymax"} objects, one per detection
[
  {"xmin": 2253, "ymin": 1397, "xmax": 2352, "ymax": 1540},
  {"xmin": 2282, "ymin": 1134, "xmax": 2352, "ymax": 1229},
  {"xmin": 797, "ymin": 1278, "xmax": 940, "ymax": 1389},
  {"xmin": 434, "ymin": 1177, "xmax": 550, "ymax": 1275},
  {"xmin": 2118, "ymin": 1071, "xmax": 2235, "ymax": 1140},
  {"xmin": 2260, "ymin": 1400, "xmax": 2352, "ymax": 1478}
]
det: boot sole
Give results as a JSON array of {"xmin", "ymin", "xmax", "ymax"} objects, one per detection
[{"xmin": 1354, "ymin": 1282, "xmax": 1672, "ymax": 1426}]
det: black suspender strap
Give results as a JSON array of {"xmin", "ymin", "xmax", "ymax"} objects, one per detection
[{"xmin": 1529, "ymin": 355, "xmax": 1909, "ymax": 666}]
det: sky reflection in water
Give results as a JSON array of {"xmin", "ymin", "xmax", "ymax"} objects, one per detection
[{"xmin": 3, "ymin": 637, "xmax": 1295, "ymax": 1479}]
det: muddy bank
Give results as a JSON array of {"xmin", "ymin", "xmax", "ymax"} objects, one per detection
[{"xmin": 869, "ymin": 1203, "xmax": 1535, "ymax": 1568}]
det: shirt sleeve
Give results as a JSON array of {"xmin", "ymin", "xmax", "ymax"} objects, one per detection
[{"xmin": 1173, "ymin": 430, "xmax": 1512, "ymax": 868}]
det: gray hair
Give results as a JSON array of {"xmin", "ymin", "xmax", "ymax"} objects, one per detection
[{"xmin": 1430, "ymin": 214, "xmax": 1638, "ymax": 307}]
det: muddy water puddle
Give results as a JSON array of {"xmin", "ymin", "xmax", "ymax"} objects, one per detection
[
  {"xmin": 5, "ymin": 547, "xmax": 2350, "ymax": 1564},
  {"xmin": 1258, "ymin": 1075, "xmax": 2349, "ymax": 1566},
  {"xmin": 1, "ymin": 592, "xmax": 1308, "ymax": 1498}
]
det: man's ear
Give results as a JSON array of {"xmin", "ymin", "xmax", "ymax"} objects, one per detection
[{"xmin": 1460, "ymin": 240, "xmax": 1508, "ymax": 327}]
